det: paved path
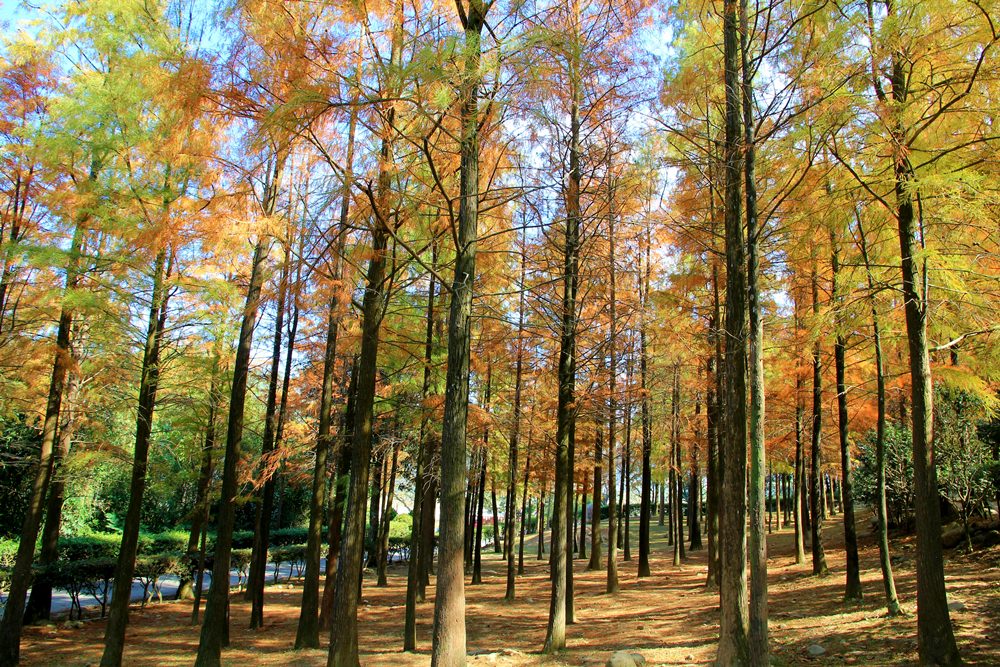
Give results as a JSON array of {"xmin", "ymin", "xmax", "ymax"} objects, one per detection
[{"xmin": 7, "ymin": 559, "xmax": 316, "ymax": 616}]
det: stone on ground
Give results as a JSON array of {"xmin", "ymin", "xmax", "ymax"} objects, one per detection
[
  {"xmin": 606, "ymin": 650, "xmax": 647, "ymax": 667},
  {"xmin": 807, "ymin": 643, "xmax": 826, "ymax": 657}
]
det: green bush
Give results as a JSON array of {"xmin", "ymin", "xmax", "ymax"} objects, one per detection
[
  {"xmin": 269, "ymin": 526, "xmax": 309, "ymax": 546},
  {"xmin": 140, "ymin": 530, "xmax": 190, "ymax": 555},
  {"xmin": 231, "ymin": 530, "xmax": 255, "ymax": 550},
  {"xmin": 0, "ymin": 415, "xmax": 42, "ymax": 539},
  {"xmin": 0, "ymin": 538, "xmax": 17, "ymax": 568},
  {"xmin": 388, "ymin": 514, "xmax": 412, "ymax": 540},
  {"xmin": 40, "ymin": 558, "xmax": 116, "ymax": 620},
  {"xmin": 59, "ymin": 534, "xmax": 121, "ymax": 562},
  {"xmin": 854, "ymin": 424, "xmax": 915, "ymax": 529},
  {"xmin": 269, "ymin": 544, "xmax": 307, "ymax": 582},
  {"xmin": 135, "ymin": 552, "xmax": 183, "ymax": 605},
  {"xmin": 231, "ymin": 548, "xmax": 252, "ymax": 590}
]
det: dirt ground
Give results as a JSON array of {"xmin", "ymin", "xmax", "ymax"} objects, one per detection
[{"xmin": 19, "ymin": 513, "xmax": 1000, "ymax": 666}]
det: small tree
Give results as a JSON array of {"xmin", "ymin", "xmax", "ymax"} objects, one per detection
[
  {"xmin": 855, "ymin": 425, "xmax": 915, "ymax": 530},
  {"xmin": 936, "ymin": 387, "xmax": 995, "ymax": 551}
]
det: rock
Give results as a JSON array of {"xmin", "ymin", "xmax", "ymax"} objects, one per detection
[
  {"xmin": 941, "ymin": 524, "xmax": 966, "ymax": 549},
  {"xmin": 606, "ymin": 650, "xmax": 645, "ymax": 667},
  {"xmin": 807, "ymin": 644, "xmax": 826, "ymax": 657},
  {"xmin": 976, "ymin": 530, "xmax": 1000, "ymax": 548},
  {"xmin": 948, "ymin": 600, "xmax": 966, "ymax": 612},
  {"xmin": 685, "ymin": 655, "xmax": 695, "ymax": 662}
]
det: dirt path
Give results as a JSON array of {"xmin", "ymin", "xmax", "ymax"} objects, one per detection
[{"xmin": 19, "ymin": 515, "xmax": 1000, "ymax": 665}]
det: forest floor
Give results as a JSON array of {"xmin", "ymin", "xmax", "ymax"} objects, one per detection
[{"xmin": 18, "ymin": 512, "xmax": 1000, "ymax": 666}]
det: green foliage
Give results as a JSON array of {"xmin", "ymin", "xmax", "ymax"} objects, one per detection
[
  {"xmin": 936, "ymin": 386, "xmax": 997, "ymax": 532},
  {"xmin": 0, "ymin": 414, "xmax": 42, "ymax": 538},
  {"xmin": 37, "ymin": 557, "xmax": 117, "ymax": 620},
  {"xmin": 388, "ymin": 513, "xmax": 412, "ymax": 540},
  {"xmin": 139, "ymin": 530, "xmax": 189, "ymax": 555},
  {"xmin": 231, "ymin": 530, "xmax": 255, "ymax": 550},
  {"xmin": 0, "ymin": 538, "xmax": 17, "ymax": 568},
  {"xmin": 268, "ymin": 526, "xmax": 310, "ymax": 547},
  {"xmin": 854, "ymin": 424, "xmax": 915, "ymax": 529},
  {"xmin": 58, "ymin": 533, "xmax": 121, "ymax": 561}
]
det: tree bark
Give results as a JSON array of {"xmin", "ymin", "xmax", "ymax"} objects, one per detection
[
  {"xmin": 430, "ymin": 4, "xmax": 488, "ymax": 663},
  {"xmin": 858, "ymin": 216, "xmax": 901, "ymax": 616},
  {"xmin": 245, "ymin": 242, "xmax": 289, "ymax": 624},
  {"xmin": 326, "ymin": 226, "xmax": 389, "ymax": 666},
  {"xmin": 638, "ymin": 227, "xmax": 653, "ymax": 576},
  {"xmin": 196, "ymin": 151, "xmax": 282, "ymax": 666},
  {"xmin": 0, "ymin": 208, "xmax": 86, "ymax": 666},
  {"xmin": 377, "ymin": 440, "xmax": 399, "ymax": 586},
  {"xmin": 544, "ymin": 55, "xmax": 581, "ymax": 652},
  {"xmin": 689, "ymin": 392, "xmax": 702, "ymax": 551},
  {"xmin": 715, "ymin": 0, "xmax": 751, "ymax": 656},
  {"xmin": 404, "ymin": 234, "xmax": 439, "ymax": 646},
  {"xmin": 24, "ymin": 369, "xmax": 78, "ymax": 623},
  {"xmin": 503, "ymin": 234, "xmax": 527, "ymax": 597},
  {"xmin": 518, "ymin": 446, "xmax": 532, "ymax": 574},
  {"xmin": 741, "ymin": 8, "xmax": 767, "ymax": 657},
  {"xmin": 103, "ymin": 246, "xmax": 172, "ymax": 667},
  {"xmin": 589, "ymin": 417, "xmax": 603, "ymax": 571},
  {"xmin": 831, "ymin": 230, "xmax": 862, "ymax": 601},
  {"xmin": 809, "ymin": 266, "xmax": 829, "ymax": 577},
  {"xmin": 320, "ymin": 360, "xmax": 357, "ymax": 631}
]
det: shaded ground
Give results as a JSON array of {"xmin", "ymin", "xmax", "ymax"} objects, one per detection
[{"xmin": 19, "ymin": 512, "xmax": 1000, "ymax": 666}]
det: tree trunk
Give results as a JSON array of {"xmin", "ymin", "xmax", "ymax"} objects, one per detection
[
  {"xmin": 638, "ymin": 227, "xmax": 653, "ymax": 576},
  {"xmin": 605, "ymin": 179, "xmax": 620, "ymax": 595},
  {"xmin": 190, "ymin": 509, "xmax": 210, "ymax": 625},
  {"xmin": 544, "ymin": 11, "xmax": 582, "ymax": 646},
  {"xmin": 320, "ymin": 360, "xmax": 357, "ymax": 631},
  {"xmin": 377, "ymin": 440, "xmax": 399, "ymax": 586},
  {"xmin": 857, "ymin": 216, "xmax": 902, "ymax": 616},
  {"xmin": 809, "ymin": 266, "xmax": 829, "ymax": 577},
  {"xmin": 0, "ymin": 216, "xmax": 85, "ymax": 666},
  {"xmin": 888, "ymin": 43, "xmax": 960, "ymax": 654},
  {"xmin": 326, "ymin": 223, "xmax": 389, "ymax": 666},
  {"xmin": 671, "ymin": 367, "xmax": 683, "ymax": 567},
  {"xmin": 741, "ymin": 10, "xmax": 768, "ymax": 657},
  {"xmin": 196, "ymin": 157, "xmax": 281, "ymax": 666},
  {"xmin": 831, "ymin": 231, "xmax": 862, "ymax": 601},
  {"xmin": 472, "ymin": 445, "xmax": 487, "ymax": 584},
  {"xmin": 24, "ymin": 370, "xmax": 78, "ymax": 623},
  {"xmin": 715, "ymin": 0, "xmax": 751, "ymax": 656},
  {"xmin": 430, "ymin": 5, "xmax": 488, "ymax": 663},
  {"xmin": 404, "ymin": 235, "xmax": 439, "ymax": 647},
  {"xmin": 503, "ymin": 235, "xmax": 527, "ymax": 596},
  {"xmin": 518, "ymin": 446, "xmax": 532, "ymax": 574},
  {"xmin": 689, "ymin": 392, "xmax": 702, "ymax": 551},
  {"xmin": 472, "ymin": 368, "xmax": 491, "ymax": 586},
  {"xmin": 706, "ymin": 260, "xmax": 722, "ymax": 587},
  {"xmin": 623, "ymin": 374, "xmax": 632, "ymax": 563},
  {"xmin": 102, "ymin": 247, "xmax": 172, "ymax": 667},
  {"xmin": 579, "ymin": 473, "xmax": 588, "ymax": 562},
  {"xmin": 537, "ymin": 489, "xmax": 545, "ymax": 560},
  {"xmin": 589, "ymin": 417, "xmax": 603, "ymax": 571},
  {"xmin": 565, "ymin": 420, "xmax": 576, "ymax": 624}
]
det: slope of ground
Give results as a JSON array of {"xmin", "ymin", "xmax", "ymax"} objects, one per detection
[{"xmin": 18, "ymin": 513, "xmax": 1000, "ymax": 666}]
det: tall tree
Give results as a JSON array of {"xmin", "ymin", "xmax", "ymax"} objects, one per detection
[
  {"xmin": 195, "ymin": 150, "xmax": 285, "ymax": 667},
  {"xmin": 830, "ymin": 226, "xmax": 862, "ymax": 601},
  {"xmin": 429, "ymin": 0, "xmax": 492, "ymax": 663},
  {"xmin": 809, "ymin": 264, "xmax": 829, "ymax": 577}
]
